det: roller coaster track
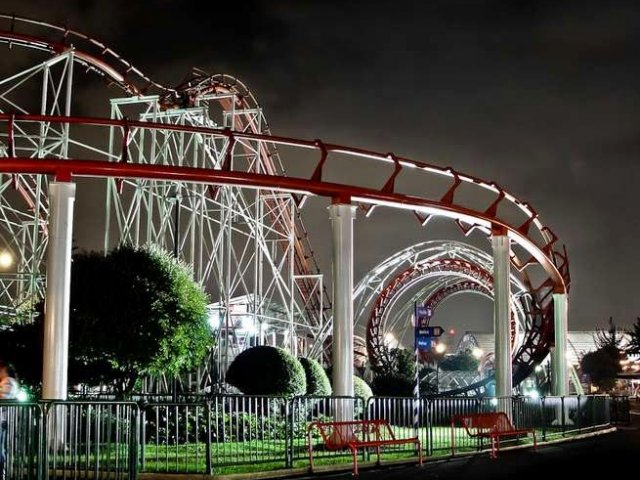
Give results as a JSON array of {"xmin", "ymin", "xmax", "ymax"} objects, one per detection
[
  {"xmin": 0, "ymin": 15, "xmax": 570, "ymax": 395},
  {"xmin": 0, "ymin": 14, "xmax": 330, "ymax": 329}
]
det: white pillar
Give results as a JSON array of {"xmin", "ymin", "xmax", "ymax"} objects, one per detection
[
  {"xmin": 492, "ymin": 228, "xmax": 512, "ymax": 398},
  {"xmin": 329, "ymin": 203, "xmax": 356, "ymax": 422},
  {"xmin": 42, "ymin": 182, "xmax": 76, "ymax": 400},
  {"xmin": 552, "ymin": 293, "xmax": 569, "ymax": 396}
]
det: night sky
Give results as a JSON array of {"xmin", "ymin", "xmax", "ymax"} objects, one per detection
[{"xmin": 4, "ymin": 1, "xmax": 640, "ymax": 334}]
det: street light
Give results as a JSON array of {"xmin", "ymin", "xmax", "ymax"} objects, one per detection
[{"xmin": 434, "ymin": 342, "xmax": 447, "ymax": 394}]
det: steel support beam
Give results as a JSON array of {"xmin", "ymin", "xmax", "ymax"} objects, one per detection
[
  {"xmin": 552, "ymin": 293, "xmax": 569, "ymax": 396},
  {"xmin": 492, "ymin": 229, "xmax": 512, "ymax": 398},
  {"xmin": 42, "ymin": 182, "xmax": 76, "ymax": 400},
  {"xmin": 329, "ymin": 203, "xmax": 356, "ymax": 421}
]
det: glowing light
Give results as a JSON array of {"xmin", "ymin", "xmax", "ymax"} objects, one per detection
[
  {"xmin": 435, "ymin": 343, "xmax": 447, "ymax": 354},
  {"xmin": 535, "ymin": 365, "xmax": 543, "ymax": 373},
  {"xmin": 448, "ymin": 328, "xmax": 456, "ymax": 335},
  {"xmin": 0, "ymin": 251, "xmax": 12, "ymax": 269},
  {"xmin": 472, "ymin": 347, "xmax": 483, "ymax": 359},
  {"xmin": 16, "ymin": 388, "xmax": 29, "ymax": 402},
  {"xmin": 240, "ymin": 316, "xmax": 258, "ymax": 336},
  {"xmin": 527, "ymin": 390, "xmax": 540, "ymax": 400},
  {"xmin": 384, "ymin": 332, "xmax": 399, "ymax": 348},
  {"xmin": 490, "ymin": 398, "xmax": 498, "ymax": 406}
]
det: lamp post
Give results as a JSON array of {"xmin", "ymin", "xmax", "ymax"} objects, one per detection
[{"xmin": 435, "ymin": 342, "xmax": 447, "ymax": 394}]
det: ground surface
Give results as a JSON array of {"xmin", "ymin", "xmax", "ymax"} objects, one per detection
[{"xmin": 299, "ymin": 409, "xmax": 640, "ymax": 480}]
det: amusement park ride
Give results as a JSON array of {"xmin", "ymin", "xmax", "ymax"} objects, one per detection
[{"xmin": 0, "ymin": 14, "xmax": 571, "ymax": 400}]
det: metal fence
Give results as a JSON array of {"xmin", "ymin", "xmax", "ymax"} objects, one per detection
[{"xmin": 0, "ymin": 394, "xmax": 616, "ymax": 478}]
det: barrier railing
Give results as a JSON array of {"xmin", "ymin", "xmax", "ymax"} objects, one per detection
[
  {"xmin": 292, "ymin": 396, "xmax": 365, "ymax": 466},
  {"xmin": 0, "ymin": 394, "xmax": 616, "ymax": 478},
  {"xmin": 139, "ymin": 401, "xmax": 210, "ymax": 474},
  {"xmin": 44, "ymin": 401, "xmax": 138, "ymax": 480},
  {"xmin": 210, "ymin": 395, "xmax": 290, "ymax": 470},
  {"xmin": 1, "ymin": 402, "xmax": 42, "ymax": 480}
]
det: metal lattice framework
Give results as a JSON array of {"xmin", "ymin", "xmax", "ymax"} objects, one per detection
[
  {"xmin": 344, "ymin": 241, "xmax": 526, "ymax": 395},
  {"xmin": 0, "ymin": 14, "xmax": 330, "ymax": 389},
  {"xmin": 0, "ymin": 14, "xmax": 569, "ymax": 394}
]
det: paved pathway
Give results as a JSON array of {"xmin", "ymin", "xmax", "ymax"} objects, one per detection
[{"xmin": 304, "ymin": 415, "xmax": 639, "ymax": 480}]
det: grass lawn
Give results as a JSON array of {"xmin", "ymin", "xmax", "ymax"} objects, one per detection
[{"xmin": 139, "ymin": 425, "xmax": 562, "ymax": 474}]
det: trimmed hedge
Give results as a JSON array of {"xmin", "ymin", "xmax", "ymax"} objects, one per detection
[
  {"xmin": 299, "ymin": 357, "xmax": 332, "ymax": 396},
  {"xmin": 353, "ymin": 376, "xmax": 373, "ymax": 404},
  {"xmin": 226, "ymin": 346, "xmax": 306, "ymax": 396}
]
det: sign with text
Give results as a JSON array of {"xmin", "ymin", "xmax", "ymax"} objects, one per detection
[
  {"xmin": 417, "ymin": 326, "xmax": 444, "ymax": 338},
  {"xmin": 416, "ymin": 335, "xmax": 437, "ymax": 351}
]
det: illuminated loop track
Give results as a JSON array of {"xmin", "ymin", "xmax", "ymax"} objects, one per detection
[
  {"xmin": 0, "ymin": 14, "xmax": 569, "ymax": 393},
  {"xmin": 353, "ymin": 241, "xmax": 525, "ymax": 396}
]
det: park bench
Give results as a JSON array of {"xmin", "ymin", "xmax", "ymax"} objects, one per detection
[
  {"xmin": 308, "ymin": 419, "xmax": 422, "ymax": 476},
  {"xmin": 451, "ymin": 412, "xmax": 537, "ymax": 459}
]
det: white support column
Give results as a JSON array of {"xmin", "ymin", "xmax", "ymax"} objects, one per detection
[
  {"xmin": 42, "ymin": 182, "xmax": 76, "ymax": 400},
  {"xmin": 492, "ymin": 228, "xmax": 512, "ymax": 398},
  {"xmin": 329, "ymin": 203, "xmax": 356, "ymax": 422},
  {"xmin": 552, "ymin": 293, "xmax": 569, "ymax": 396}
]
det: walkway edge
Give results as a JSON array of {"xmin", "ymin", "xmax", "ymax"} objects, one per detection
[{"xmin": 138, "ymin": 427, "xmax": 617, "ymax": 480}]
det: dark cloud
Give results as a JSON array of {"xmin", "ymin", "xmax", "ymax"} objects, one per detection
[{"xmin": 3, "ymin": 0, "xmax": 640, "ymax": 331}]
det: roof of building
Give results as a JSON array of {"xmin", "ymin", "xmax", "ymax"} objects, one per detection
[{"xmin": 457, "ymin": 330, "xmax": 631, "ymax": 366}]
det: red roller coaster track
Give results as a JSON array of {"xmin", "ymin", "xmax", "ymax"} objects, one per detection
[{"xmin": 0, "ymin": 14, "xmax": 569, "ymax": 393}]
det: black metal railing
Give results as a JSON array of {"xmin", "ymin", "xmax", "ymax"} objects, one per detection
[{"xmin": 0, "ymin": 394, "xmax": 616, "ymax": 478}]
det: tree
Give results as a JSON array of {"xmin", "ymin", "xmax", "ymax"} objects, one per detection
[
  {"xmin": 226, "ymin": 346, "xmax": 306, "ymax": 396},
  {"xmin": 580, "ymin": 345, "xmax": 621, "ymax": 392},
  {"xmin": 0, "ymin": 245, "xmax": 211, "ymax": 396},
  {"xmin": 594, "ymin": 317, "xmax": 624, "ymax": 350},
  {"xmin": 439, "ymin": 352, "xmax": 479, "ymax": 372},
  {"xmin": 627, "ymin": 317, "xmax": 640, "ymax": 355},
  {"xmin": 299, "ymin": 357, "xmax": 332, "ymax": 396}
]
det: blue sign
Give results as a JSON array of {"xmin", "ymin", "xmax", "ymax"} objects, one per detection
[
  {"xmin": 415, "ymin": 305, "xmax": 432, "ymax": 319},
  {"xmin": 416, "ymin": 335, "xmax": 436, "ymax": 351}
]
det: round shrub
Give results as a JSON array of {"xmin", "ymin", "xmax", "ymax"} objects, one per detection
[
  {"xmin": 353, "ymin": 376, "xmax": 373, "ymax": 404},
  {"xmin": 226, "ymin": 346, "xmax": 306, "ymax": 396},
  {"xmin": 299, "ymin": 357, "xmax": 332, "ymax": 396}
]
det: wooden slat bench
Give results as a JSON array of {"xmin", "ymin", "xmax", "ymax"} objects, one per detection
[
  {"xmin": 451, "ymin": 412, "xmax": 537, "ymax": 459},
  {"xmin": 308, "ymin": 419, "xmax": 422, "ymax": 475}
]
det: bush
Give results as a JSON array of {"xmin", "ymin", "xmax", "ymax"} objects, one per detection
[
  {"xmin": 226, "ymin": 346, "xmax": 306, "ymax": 396},
  {"xmin": 354, "ymin": 376, "xmax": 372, "ymax": 418},
  {"xmin": 299, "ymin": 357, "xmax": 332, "ymax": 396},
  {"xmin": 353, "ymin": 376, "xmax": 372, "ymax": 403},
  {"xmin": 439, "ymin": 352, "xmax": 479, "ymax": 372}
]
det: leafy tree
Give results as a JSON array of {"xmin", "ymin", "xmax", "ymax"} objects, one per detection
[
  {"xmin": 298, "ymin": 357, "xmax": 332, "ymax": 396},
  {"xmin": 0, "ymin": 245, "xmax": 211, "ymax": 396},
  {"xmin": 579, "ymin": 317, "xmax": 624, "ymax": 392},
  {"xmin": 439, "ymin": 352, "xmax": 479, "ymax": 372},
  {"xmin": 226, "ymin": 346, "xmax": 306, "ymax": 396},
  {"xmin": 580, "ymin": 345, "xmax": 621, "ymax": 392},
  {"xmin": 627, "ymin": 317, "xmax": 640, "ymax": 355},
  {"xmin": 373, "ymin": 347, "xmax": 415, "ymax": 377}
]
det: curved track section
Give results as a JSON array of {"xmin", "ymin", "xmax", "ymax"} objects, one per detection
[
  {"xmin": 0, "ymin": 15, "xmax": 569, "ymax": 392},
  {"xmin": 351, "ymin": 241, "xmax": 528, "ymax": 395},
  {"xmin": 0, "ymin": 15, "xmax": 329, "ymax": 345}
]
